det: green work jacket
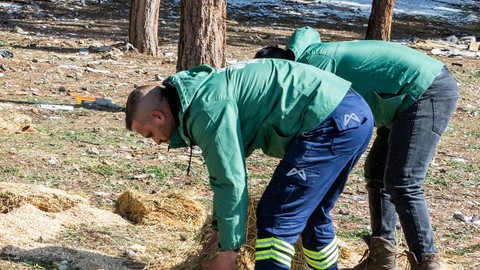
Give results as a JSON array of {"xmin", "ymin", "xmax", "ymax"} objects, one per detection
[
  {"xmin": 287, "ymin": 26, "xmax": 444, "ymax": 127},
  {"xmin": 167, "ymin": 59, "xmax": 351, "ymax": 250}
]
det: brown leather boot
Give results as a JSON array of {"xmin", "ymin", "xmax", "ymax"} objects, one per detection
[
  {"xmin": 405, "ymin": 251, "xmax": 444, "ymax": 270},
  {"xmin": 346, "ymin": 237, "xmax": 398, "ymax": 270}
]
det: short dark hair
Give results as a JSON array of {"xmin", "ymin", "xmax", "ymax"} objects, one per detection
[
  {"xmin": 125, "ymin": 85, "xmax": 163, "ymax": 130},
  {"xmin": 125, "ymin": 87, "xmax": 144, "ymax": 130},
  {"xmin": 254, "ymin": 46, "xmax": 295, "ymax": 60}
]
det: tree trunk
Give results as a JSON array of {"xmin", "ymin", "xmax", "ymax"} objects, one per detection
[
  {"xmin": 177, "ymin": 0, "xmax": 226, "ymax": 71},
  {"xmin": 365, "ymin": 0, "xmax": 396, "ymax": 41},
  {"xmin": 129, "ymin": 0, "xmax": 161, "ymax": 56}
]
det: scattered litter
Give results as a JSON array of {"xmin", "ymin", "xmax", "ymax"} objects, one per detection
[
  {"xmin": 469, "ymin": 42, "xmax": 480, "ymax": 52},
  {"xmin": 72, "ymin": 95, "xmax": 96, "ymax": 104},
  {"xmin": 414, "ymin": 36, "xmax": 480, "ymax": 58},
  {"xmin": 40, "ymin": 104, "xmax": 74, "ymax": 111},
  {"xmin": 452, "ymin": 158, "xmax": 466, "ymax": 164},
  {"xmin": 84, "ymin": 66, "xmax": 111, "ymax": 74},
  {"xmin": 0, "ymin": 49, "xmax": 13, "ymax": 59},
  {"xmin": 128, "ymin": 244, "xmax": 146, "ymax": 254},
  {"xmin": 453, "ymin": 211, "xmax": 480, "ymax": 226},
  {"xmin": 14, "ymin": 26, "xmax": 28, "ymax": 35}
]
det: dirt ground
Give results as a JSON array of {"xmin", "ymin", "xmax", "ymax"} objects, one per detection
[{"xmin": 0, "ymin": 0, "xmax": 479, "ymax": 269}]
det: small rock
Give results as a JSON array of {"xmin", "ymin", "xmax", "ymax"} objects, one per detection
[
  {"xmin": 94, "ymin": 191, "xmax": 111, "ymax": 197},
  {"xmin": 453, "ymin": 211, "xmax": 465, "ymax": 221},
  {"xmin": 352, "ymin": 195, "xmax": 365, "ymax": 201},
  {"xmin": 133, "ymin": 173, "xmax": 155, "ymax": 179},
  {"xmin": 14, "ymin": 26, "xmax": 28, "ymax": 35},
  {"xmin": 129, "ymin": 244, "xmax": 146, "ymax": 253},
  {"xmin": 125, "ymin": 249, "xmax": 137, "ymax": 259},
  {"xmin": 338, "ymin": 209, "xmax": 349, "ymax": 215},
  {"xmin": 86, "ymin": 147, "xmax": 100, "ymax": 155},
  {"xmin": 47, "ymin": 157, "xmax": 59, "ymax": 165}
]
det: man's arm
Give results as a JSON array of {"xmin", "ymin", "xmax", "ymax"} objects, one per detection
[{"xmin": 189, "ymin": 100, "xmax": 248, "ymax": 251}]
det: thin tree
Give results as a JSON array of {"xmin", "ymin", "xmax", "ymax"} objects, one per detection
[
  {"xmin": 177, "ymin": 0, "xmax": 227, "ymax": 71},
  {"xmin": 365, "ymin": 0, "xmax": 396, "ymax": 41},
  {"xmin": 129, "ymin": 0, "xmax": 161, "ymax": 56}
]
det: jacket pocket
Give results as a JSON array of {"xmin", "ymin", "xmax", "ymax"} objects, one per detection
[{"xmin": 372, "ymin": 92, "xmax": 407, "ymax": 127}]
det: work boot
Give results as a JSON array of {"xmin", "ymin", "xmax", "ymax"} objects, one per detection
[
  {"xmin": 345, "ymin": 236, "xmax": 398, "ymax": 270},
  {"xmin": 405, "ymin": 251, "xmax": 444, "ymax": 270}
]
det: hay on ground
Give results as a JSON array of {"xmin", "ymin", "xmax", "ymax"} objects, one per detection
[
  {"xmin": 116, "ymin": 189, "xmax": 206, "ymax": 231},
  {"xmin": 0, "ymin": 182, "xmax": 88, "ymax": 214}
]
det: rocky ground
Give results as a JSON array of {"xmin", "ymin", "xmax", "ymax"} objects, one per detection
[{"xmin": 0, "ymin": 0, "xmax": 479, "ymax": 269}]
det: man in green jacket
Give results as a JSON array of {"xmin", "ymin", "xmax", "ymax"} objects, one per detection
[
  {"xmin": 255, "ymin": 27, "xmax": 459, "ymax": 270},
  {"xmin": 125, "ymin": 59, "xmax": 374, "ymax": 270}
]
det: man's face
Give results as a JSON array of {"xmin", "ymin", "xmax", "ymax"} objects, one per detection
[{"xmin": 131, "ymin": 110, "xmax": 174, "ymax": 145}]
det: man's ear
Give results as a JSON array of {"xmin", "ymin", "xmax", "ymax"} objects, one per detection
[{"xmin": 150, "ymin": 110, "xmax": 165, "ymax": 123}]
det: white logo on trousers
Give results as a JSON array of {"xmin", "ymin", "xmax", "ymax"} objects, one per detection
[
  {"xmin": 286, "ymin": 168, "xmax": 307, "ymax": 181},
  {"xmin": 343, "ymin": 113, "xmax": 360, "ymax": 126}
]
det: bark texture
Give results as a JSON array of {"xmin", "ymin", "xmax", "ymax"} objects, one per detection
[
  {"xmin": 129, "ymin": 0, "xmax": 161, "ymax": 56},
  {"xmin": 177, "ymin": 0, "xmax": 226, "ymax": 71},
  {"xmin": 365, "ymin": 0, "xmax": 396, "ymax": 41}
]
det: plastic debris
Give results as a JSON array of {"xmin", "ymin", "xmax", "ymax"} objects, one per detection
[
  {"xmin": 40, "ymin": 104, "xmax": 74, "ymax": 111},
  {"xmin": 0, "ymin": 49, "xmax": 13, "ymax": 59}
]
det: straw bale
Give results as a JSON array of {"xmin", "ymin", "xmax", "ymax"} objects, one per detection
[
  {"xmin": 0, "ymin": 182, "xmax": 88, "ymax": 213},
  {"xmin": 116, "ymin": 189, "xmax": 206, "ymax": 231}
]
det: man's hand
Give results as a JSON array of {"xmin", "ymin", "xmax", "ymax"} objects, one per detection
[{"xmin": 201, "ymin": 250, "xmax": 238, "ymax": 270}]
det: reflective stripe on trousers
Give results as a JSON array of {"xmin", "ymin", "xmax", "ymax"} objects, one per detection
[
  {"xmin": 255, "ymin": 237, "xmax": 295, "ymax": 268},
  {"xmin": 303, "ymin": 236, "xmax": 339, "ymax": 269}
]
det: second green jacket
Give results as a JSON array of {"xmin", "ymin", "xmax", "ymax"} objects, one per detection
[{"xmin": 287, "ymin": 26, "xmax": 445, "ymax": 128}]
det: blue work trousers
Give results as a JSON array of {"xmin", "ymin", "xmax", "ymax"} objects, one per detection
[
  {"xmin": 255, "ymin": 89, "xmax": 374, "ymax": 270},
  {"xmin": 365, "ymin": 66, "xmax": 459, "ymax": 260}
]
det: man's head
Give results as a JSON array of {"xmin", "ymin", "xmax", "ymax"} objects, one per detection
[
  {"xmin": 125, "ymin": 85, "xmax": 175, "ymax": 145},
  {"xmin": 254, "ymin": 45, "xmax": 295, "ymax": 60}
]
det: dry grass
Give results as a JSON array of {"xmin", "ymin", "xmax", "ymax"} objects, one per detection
[
  {"xmin": 0, "ymin": 182, "xmax": 88, "ymax": 213},
  {"xmin": 116, "ymin": 189, "xmax": 206, "ymax": 231}
]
